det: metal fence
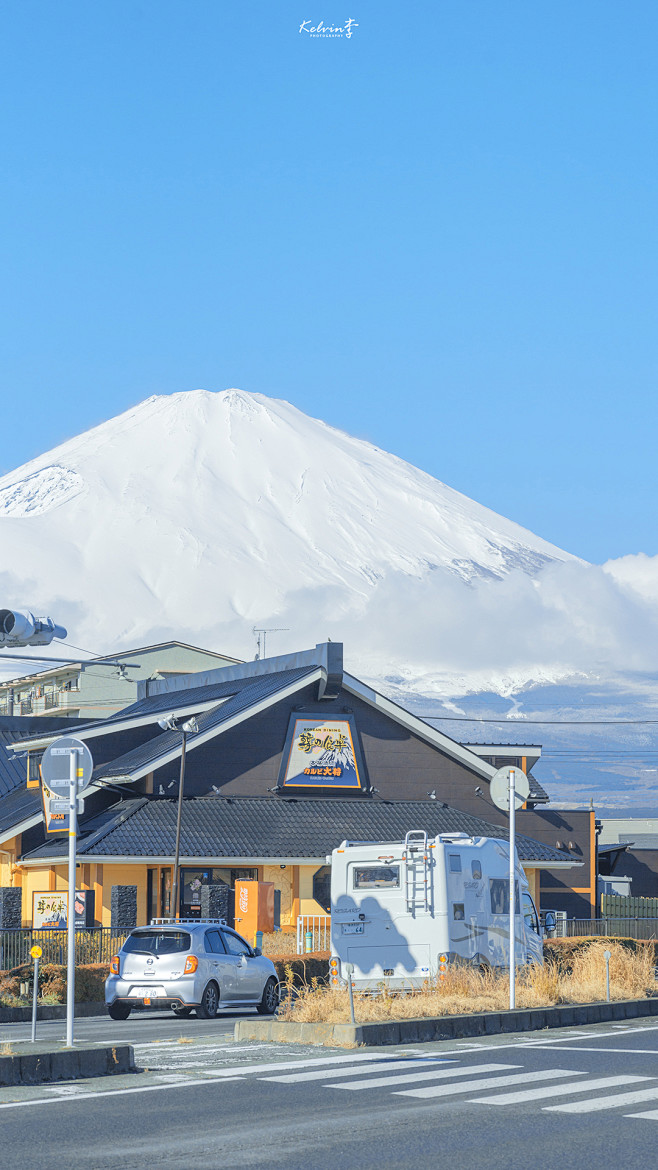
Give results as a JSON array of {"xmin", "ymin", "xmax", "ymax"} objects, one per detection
[
  {"xmin": 565, "ymin": 918, "xmax": 658, "ymax": 941},
  {"xmin": 296, "ymin": 915, "xmax": 331, "ymax": 955},
  {"xmin": 0, "ymin": 928, "xmax": 130, "ymax": 971}
]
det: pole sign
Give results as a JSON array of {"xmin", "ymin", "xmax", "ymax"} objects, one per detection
[
  {"xmin": 40, "ymin": 736, "xmax": 93, "ymax": 834},
  {"xmin": 489, "ymin": 766, "xmax": 530, "ymax": 1012}
]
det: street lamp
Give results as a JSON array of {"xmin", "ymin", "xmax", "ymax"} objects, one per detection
[{"xmin": 158, "ymin": 715, "xmax": 199, "ymax": 919}]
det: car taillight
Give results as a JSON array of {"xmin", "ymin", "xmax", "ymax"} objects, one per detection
[
  {"xmin": 183, "ymin": 955, "xmax": 198, "ymax": 974},
  {"xmin": 110, "ymin": 955, "xmax": 120, "ymax": 975}
]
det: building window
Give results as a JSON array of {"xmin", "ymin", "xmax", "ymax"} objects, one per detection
[{"xmin": 312, "ymin": 866, "xmax": 331, "ymax": 913}]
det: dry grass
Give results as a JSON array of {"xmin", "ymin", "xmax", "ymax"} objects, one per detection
[
  {"xmin": 0, "ymin": 1042, "xmax": 14, "ymax": 1056},
  {"xmin": 278, "ymin": 942, "xmax": 656, "ymax": 1024}
]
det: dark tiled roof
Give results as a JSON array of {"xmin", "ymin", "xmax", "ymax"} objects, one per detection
[
  {"xmin": 0, "ymin": 716, "xmax": 85, "ymax": 797},
  {"xmin": 0, "ymin": 787, "xmax": 41, "ymax": 837},
  {"xmin": 13, "ymin": 668, "xmax": 320, "ymax": 750},
  {"xmin": 92, "ymin": 668, "xmax": 321, "ymax": 781},
  {"xmin": 21, "ymin": 796, "xmax": 574, "ymax": 865}
]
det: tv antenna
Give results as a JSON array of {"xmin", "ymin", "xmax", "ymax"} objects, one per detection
[{"xmin": 253, "ymin": 627, "xmax": 289, "ymax": 660}]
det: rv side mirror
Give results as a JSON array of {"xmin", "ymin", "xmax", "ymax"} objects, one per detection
[
  {"xmin": 252, "ymin": 947, "xmax": 262, "ymax": 957},
  {"xmin": 544, "ymin": 912, "xmax": 556, "ymax": 935}
]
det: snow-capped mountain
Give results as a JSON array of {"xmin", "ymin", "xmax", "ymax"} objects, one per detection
[
  {"xmin": 0, "ymin": 387, "xmax": 574, "ymax": 655},
  {"xmin": 3, "ymin": 387, "xmax": 658, "ymax": 808}
]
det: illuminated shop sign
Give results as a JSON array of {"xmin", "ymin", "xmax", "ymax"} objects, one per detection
[{"xmin": 278, "ymin": 715, "xmax": 365, "ymax": 789}]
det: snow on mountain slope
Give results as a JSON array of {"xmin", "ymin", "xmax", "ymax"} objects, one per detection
[{"xmin": 0, "ymin": 388, "xmax": 575, "ymax": 654}]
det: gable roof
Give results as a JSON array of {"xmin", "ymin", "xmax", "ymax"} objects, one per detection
[
  {"xmin": 91, "ymin": 667, "xmax": 324, "ymax": 783},
  {"xmin": 0, "ymin": 716, "xmax": 86, "ymax": 797},
  {"xmin": 19, "ymin": 795, "xmax": 576, "ymax": 868}
]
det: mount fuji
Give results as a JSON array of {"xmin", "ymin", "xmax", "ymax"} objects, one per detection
[{"xmin": 2, "ymin": 387, "xmax": 658, "ymax": 809}]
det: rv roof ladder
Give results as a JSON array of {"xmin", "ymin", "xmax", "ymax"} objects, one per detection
[{"xmin": 402, "ymin": 830, "xmax": 430, "ymax": 913}]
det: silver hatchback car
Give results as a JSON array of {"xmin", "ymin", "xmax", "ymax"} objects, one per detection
[{"xmin": 105, "ymin": 918, "xmax": 280, "ymax": 1020}]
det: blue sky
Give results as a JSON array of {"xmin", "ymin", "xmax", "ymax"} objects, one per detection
[{"xmin": 1, "ymin": 0, "xmax": 656, "ymax": 564}]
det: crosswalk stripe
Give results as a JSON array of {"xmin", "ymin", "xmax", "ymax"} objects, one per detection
[
  {"xmin": 326, "ymin": 1063, "xmax": 520, "ymax": 1092},
  {"xmin": 624, "ymin": 1109, "xmax": 658, "ymax": 1121},
  {"xmin": 473, "ymin": 1075, "xmax": 645, "ymax": 1105},
  {"xmin": 261, "ymin": 1058, "xmax": 449, "ymax": 1084},
  {"xmin": 396, "ymin": 1069, "xmax": 582, "ymax": 1099},
  {"xmin": 161, "ymin": 1051, "xmax": 397, "ymax": 1079},
  {"xmin": 545, "ymin": 1084, "xmax": 658, "ymax": 1113}
]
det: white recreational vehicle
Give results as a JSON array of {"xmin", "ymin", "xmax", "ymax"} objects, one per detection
[{"xmin": 329, "ymin": 831, "xmax": 544, "ymax": 990}]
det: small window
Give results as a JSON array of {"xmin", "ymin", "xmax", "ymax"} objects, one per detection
[
  {"xmin": 453, "ymin": 903, "xmax": 465, "ymax": 921},
  {"xmin": 489, "ymin": 879, "xmax": 520, "ymax": 917},
  {"xmin": 448, "ymin": 854, "xmax": 462, "ymax": 873},
  {"xmin": 204, "ymin": 929, "xmax": 226, "ymax": 954},
  {"xmin": 222, "ymin": 929, "xmax": 252, "ymax": 957},
  {"xmin": 353, "ymin": 865, "xmax": 400, "ymax": 890},
  {"xmin": 471, "ymin": 860, "xmax": 482, "ymax": 880}
]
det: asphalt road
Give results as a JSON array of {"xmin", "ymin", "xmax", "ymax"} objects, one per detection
[{"xmin": 3, "ymin": 1016, "xmax": 658, "ymax": 1169}]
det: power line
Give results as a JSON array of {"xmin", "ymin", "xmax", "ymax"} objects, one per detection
[{"xmin": 420, "ymin": 715, "xmax": 658, "ymax": 726}]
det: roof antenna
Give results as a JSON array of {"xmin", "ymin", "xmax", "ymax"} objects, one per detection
[{"xmin": 252, "ymin": 627, "xmax": 289, "ymax": 660}]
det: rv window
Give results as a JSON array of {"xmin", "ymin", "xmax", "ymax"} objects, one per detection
[
  {"xmin": 453, "ymin": 903, "xmax": 465, "ymax": 920},
  {"xmin": 471, "ymin": 860, "xmax": 482, "ymax": 880},
  {"xmin": 489, "ymin": 879, "xmax": 520, "ymax": 916},
  {"xmin": 448, "ymin": 854, "xmax": 462, "ymax": 873},
  {"xmin": 353, "ymin": 865, "xmax": 400, "ymax": 890},
  {"xmin": 522, "ymin": 893, "xmax": 540, "ymax": 933}
]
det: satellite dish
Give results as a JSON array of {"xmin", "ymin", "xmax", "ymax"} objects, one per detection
[{"xmin": 490, "ymin": 765, "xmax": 530, "ymax": 812}]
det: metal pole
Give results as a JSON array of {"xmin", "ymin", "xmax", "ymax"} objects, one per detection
[
  {"xmin": 509, "ymin": 767, "xmax": 516, "ymax": 1011},
  {"xmin": 66, "ymin": 749, "xmax": 78, "ymax": 1047},
  {"xmin": 31, "ymin": 955, "xmax": 39, "ymax": 1043},
  {"xmin": 170, "ymin": 730, "xmax": 187, "ymax": 921}
]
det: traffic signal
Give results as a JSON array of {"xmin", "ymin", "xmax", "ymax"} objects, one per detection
[{"xmin": 0, "ymin": 609, "xmax": 67, "ymax": 647}]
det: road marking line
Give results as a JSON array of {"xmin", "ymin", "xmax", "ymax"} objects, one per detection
[
  {"xmin": 327, "ymin": 1063, "xmax": 519, "ymax": 1091},
  {"xmin": 546, "ymin": 1084, "xmax": 658, "ymax": 1113},
  {"xmin": 474, "ymin": 1075, "xmax": 645, "ymax": 1105},
  {"xmin": 261, "ymin": 1058, "xmax": 451, "ymax": 1084},
  {"xmin": 396, "ymin": 1069, "xmax": 582, "ymax": 1099},
  {"xmin": 624, "ymin": 1109, "xmax": 658, "ymax": 1121},
  {"xmin": 519, "ymin": 1053, "xmax": 658, "ymax": 1062}
]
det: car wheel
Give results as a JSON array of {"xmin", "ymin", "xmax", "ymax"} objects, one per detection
[
  {"xmin": 173, "ymin": 1006, "xmax": 193, "ymax": 1017},
  {"xmin": 107, "ymin": 1002, "xmax": 131, "ymax": 1020},
  {"xmin": 196, "ymin": 982, "xmax": 219, "ymax": 1019},
  {"xmin": 257, "ymin": 977, "xmax": 279, "ymax": 1015}
]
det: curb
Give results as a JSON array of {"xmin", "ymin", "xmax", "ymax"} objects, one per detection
[
  {"xmin": 0, "ymin": 1003, "xmax": 107, "ymax": 1023},
  {"xmin": 0, "ymin": 1044, "xmax": 134, "ymax": 1086},
  {"xmin": 234, "ymin": 997, "xmax": 658, "ymax": 1047}
]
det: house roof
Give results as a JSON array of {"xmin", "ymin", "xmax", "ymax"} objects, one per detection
[
  {"xmin": 91, "ymin": 667, "xmax": 323, "ymax": 783},
  {"xmin": 0, "ymin": 716, "xmax": 86, "ymax": 798},
  {"xmin": 0, "ymin": 640, "xmax": 243, "ymax": 688},
  {"xmin": 20, "ymin": 795, "xmax": 577, "ymax": 868}
]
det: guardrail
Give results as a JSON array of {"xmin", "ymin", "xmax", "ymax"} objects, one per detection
[
  {"xmin": 566, "ymin": 918, "xmax": 658, "ymax": 940},
  {"xmin": 0, "ymin": 928, "xmax": 129, "ymax": 970},
  {"xmin": 296, "ymin": 915, "xmax": 331, "ymax": 955}
]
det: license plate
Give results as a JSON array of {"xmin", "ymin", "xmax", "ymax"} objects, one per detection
[
  {"xmin": 132, "ymin": 986, "xmax": 165, "ymax": 997},
  {"xmin": 341, "ymin": 923, "xmax": 364, "ymax": 934}
]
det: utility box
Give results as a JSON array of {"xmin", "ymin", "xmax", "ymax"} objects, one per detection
[{"xmin": 234, "ymin": 881, "xmax": 274, "ymax": 942}]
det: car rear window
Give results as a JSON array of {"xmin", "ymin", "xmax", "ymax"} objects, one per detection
[{"xmin": 122, "ymin": 930, "xmax": 191, "ymax": 955}]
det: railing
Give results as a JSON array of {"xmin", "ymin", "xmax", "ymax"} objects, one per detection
[
  {"xmin": 296, "ymin": 915, "xmax": 331, "ymax": 955},
  {"xmin": 19, "ymin": 699, "xmax": 32, "ymax": 715},
  {"xmin": 566, "ymin": 918, "xmax": 658, "ymax": 941},
  {"xmin": 44, "ymin": 692, "xmax": 58, "ymax": 710},
  {"xmin": 0, "ymin": 928, "xmax": 130, "ymax": 970}
]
